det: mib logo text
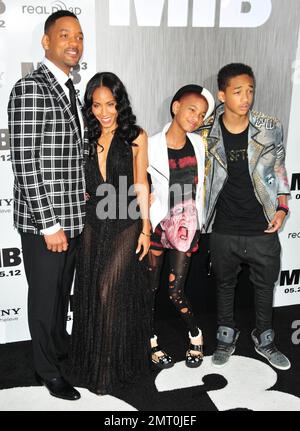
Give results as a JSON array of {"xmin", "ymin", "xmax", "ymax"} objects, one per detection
[
  {"xmin": 109, "ymin": 0, "xmax": 272, "ymax": 28},
  {"xmin": 0, "ymin": 198, "xmax": 13, "ymax": 215},
  {"xmin": 291, "ymin": 173, "xmax": 300, "ymax": 199},
  {"xmin": 0, "ymin": 248, "xmax": 22, "ymax": 279},
  {"xmin": 0, "ymin": 129, "xmax": 9, "ymax": 151},
  {"xmin": 0, "ymin": 248, "xmax": 22, "ymax": 268},
  {"xmin": 280, "ymin": 269, "xmax": 300, "ymax": 296}
]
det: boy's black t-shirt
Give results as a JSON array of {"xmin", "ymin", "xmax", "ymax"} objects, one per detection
[{"xmin": 213, "ymin": 116, "xmax": 268, "ymax": 236}]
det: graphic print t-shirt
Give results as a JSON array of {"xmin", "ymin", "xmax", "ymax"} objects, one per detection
[
  {"xmin": 150, "ymin": 137, "xmax": 200, "ymax": 253},
  {"xmin": 213, "ymin": 116, "xmax": 267, "ymax": 235}
]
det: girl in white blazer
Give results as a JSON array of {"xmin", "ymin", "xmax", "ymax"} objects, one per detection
[{"xmin": 147, "ymin": 85, "xmax": 215, "ymax": 370}]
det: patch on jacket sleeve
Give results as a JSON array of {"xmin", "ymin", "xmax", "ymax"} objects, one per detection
[
  {"xmin": 265, "ymin": 172, "xmax": 276, "ymax": 185},
  {"xmin": 252, "ymin": 111, "xmax": 280, "ymax": 130}
]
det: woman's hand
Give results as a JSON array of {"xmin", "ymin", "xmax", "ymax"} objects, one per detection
[{"xmin": 135, "ymin": 232, "xmax": 150, "ymax": 261}]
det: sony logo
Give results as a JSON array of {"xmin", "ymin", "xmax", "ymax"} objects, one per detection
[
  {"xmin": 1, "ymin": 308, "xmax": 21, "ymax": 317},
  {"xmin": 0, "ymin": 199, "xmax": 13, "ymax": 207}
]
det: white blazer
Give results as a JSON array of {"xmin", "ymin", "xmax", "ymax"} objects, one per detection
[{"xmin": 147, "ymin": 122, "xmax": 205, "ymax": 231}]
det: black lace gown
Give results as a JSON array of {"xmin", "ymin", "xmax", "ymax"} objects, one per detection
[{"xmin": 69, "ymin": 135, "xmax": 152, "ymax": 395}]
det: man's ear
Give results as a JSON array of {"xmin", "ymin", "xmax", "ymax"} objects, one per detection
[
  {"xmin": 172, "ymin": 100, "xmax": 180, "ymax": 116},
  {"xmin": 42, "ymin": 34, "xmax": 50, "ymax": 51},
  {"xmin": 217, "ymin": 90, "xmax": 225, "ymax": 103}
]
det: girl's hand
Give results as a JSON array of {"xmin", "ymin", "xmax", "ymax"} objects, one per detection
[{"xmin": 135, "ymin": 232, "xmax": 150, "ymax": 261}]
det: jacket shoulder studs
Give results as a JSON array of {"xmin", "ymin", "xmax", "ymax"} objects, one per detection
[
  {"xmin": 205, "ymin": 114, "xmax": 215, "ymax": 126},
  {"xmin": 252, "ymin": 110, "xmax": 280, "ymax": 130}
]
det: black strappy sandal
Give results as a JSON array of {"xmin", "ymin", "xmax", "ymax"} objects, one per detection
[
  {"xmin": 151, "ymin": 345, "xmax": 174, "ymax": 369},
  {"xmin": 150, "ymin": 335, "xmax": 174, "ymax": 370},
  {"xmin": 186, "ymin": 329, "xmax": 204, "ymax": 368}
]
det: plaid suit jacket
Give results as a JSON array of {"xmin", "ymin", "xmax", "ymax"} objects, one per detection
[{"xmin": 8, "ymin": 64, "xmax": 86, "ymax": 238}]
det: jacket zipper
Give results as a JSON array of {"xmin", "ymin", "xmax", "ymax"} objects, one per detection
[
  {"xmin": 149, "ymin": 165, "xmax": 169, "ymax": 181},
  {"xmin": 249, "ymin": 144, "xmax": 271, "ymax": 223},
  {"xmin": 250, "ymin": 176, "xmax": 271, "ymax": 223}
]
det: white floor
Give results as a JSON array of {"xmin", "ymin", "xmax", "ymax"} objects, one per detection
[
  {"xmin": 1, "ymin": 356, "xmax": 299, "ymax": 411},
  {"xmin": 0, "ymin": 387, "xmax": 136, "ymax": 411}
]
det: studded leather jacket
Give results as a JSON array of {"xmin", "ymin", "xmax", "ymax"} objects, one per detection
[{"xmin": 201, "ymin": 104, "xmax": 290, "ymax": 233}]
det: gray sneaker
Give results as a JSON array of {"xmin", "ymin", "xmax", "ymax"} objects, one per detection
[
  {"xmin": 251, "ymin": 329, "xmax": 291, "ymax": 371},
  {"xmin": 212, "ymin": 326, "xmax": 240, "ymax": 367}
]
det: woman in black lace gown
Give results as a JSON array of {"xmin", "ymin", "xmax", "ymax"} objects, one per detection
[{"xmin": 69, "ymin": 72, "xmax": 151, "ymax": 395}]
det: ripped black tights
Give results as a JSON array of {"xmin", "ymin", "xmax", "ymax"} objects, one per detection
[{"xmin": 147, "ymin": 249, "xmax": 199, "ymax": 337}]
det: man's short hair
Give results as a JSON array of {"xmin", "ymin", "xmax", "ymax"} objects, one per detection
[
  {"xmin": 218, "ymin": 63, "xmax": 255, "ymax": 91},
  {"xmin": 44, "ymin": 10, "xmax": 78, "ymax": 34}
]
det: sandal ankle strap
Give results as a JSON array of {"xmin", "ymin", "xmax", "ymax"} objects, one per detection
[
  {"xmin": 151, "ymin": 345, "xmax": 161, "ymax": 353},
  {"xmin": 188, "ymin": 343, "xmax": 203, "ymax": 352},
  {"xmin": 188, "ymin": 328, "xmax": 202, "ymax": 341}
]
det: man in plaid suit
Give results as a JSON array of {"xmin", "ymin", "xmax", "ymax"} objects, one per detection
[{"xmin": 8, "ymin": 11, "xmax": 85, "ymax": 400}]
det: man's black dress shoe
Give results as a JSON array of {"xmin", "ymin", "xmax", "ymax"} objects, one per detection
[{"xmin": 35, "ymin": 373, "xmax": 81, "ymax": 401}]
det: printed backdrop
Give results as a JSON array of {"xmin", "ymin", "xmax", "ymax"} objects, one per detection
[
  {"xmin": 0, "ymin": 0, "xmax": 96, "ymax": 343},
  {"xmin": 0, "ymin": 0, "xmax": 299, "ymax": 343}
]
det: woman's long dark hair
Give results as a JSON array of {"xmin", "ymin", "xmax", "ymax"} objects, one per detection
[{"xmin": 83, "ymin": 72, "xmax": 141, "ymax": 157}]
